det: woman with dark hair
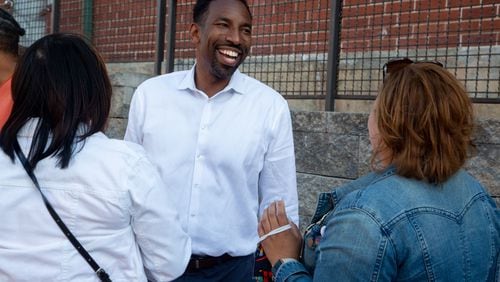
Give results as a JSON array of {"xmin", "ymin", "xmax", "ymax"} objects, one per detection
[
  {"xmin": 0, "ymin": 33, "xmax": 191, "ymax": 281},
  {"xmin": 0, "ymin": 7, "xmax": 24, "ymax": 128},
  {"xmin": 258, "ymin": 60, "xmax": 500, "ymax": 281}
]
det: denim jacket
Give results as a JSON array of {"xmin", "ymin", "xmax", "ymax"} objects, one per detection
[{"xmin": 274, "ymin": 167, "xmax": 500, "ymax": 281}]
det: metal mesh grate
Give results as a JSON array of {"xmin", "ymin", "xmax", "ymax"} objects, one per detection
[
  {"xmin": 337, "ymin": 0, "xmax": 499, "ymax": 102},
  {"xmin": 5, "ymin": 1, "xmax": 49, "ymax": 47},
  {"xmin": 5, "ymin": 0, "xmax": 499, "ymax": 103}
]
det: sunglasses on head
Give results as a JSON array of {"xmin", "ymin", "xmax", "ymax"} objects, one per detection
[{"xmin": 383, "ymin": 58, "xmax": 444, "ymax": 80}]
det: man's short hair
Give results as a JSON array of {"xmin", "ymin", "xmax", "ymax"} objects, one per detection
[{"xmin": 193, "ymin": 0, "xmax": 252, "ymax": 25}]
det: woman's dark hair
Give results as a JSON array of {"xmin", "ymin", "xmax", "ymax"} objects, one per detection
[
  {"xmin": 0, "ymin": 8, "xmax": 25, "ymax": 56},
  {"xmin": 193, "ymin": 0, "xmax": 252, "ymax": 25},
  {"xmin": 0, "ymin": 33, "xmax": 112, "ymax": 168}
]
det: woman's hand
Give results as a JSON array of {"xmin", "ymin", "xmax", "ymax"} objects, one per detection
[{"xmin": 258, "ymin": 200, "xmax": 302, "ymax": 266}]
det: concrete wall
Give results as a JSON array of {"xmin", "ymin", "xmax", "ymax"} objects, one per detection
[{"xmin": 106, "ymin": 71, "xmax": 499, "ymax": 230}]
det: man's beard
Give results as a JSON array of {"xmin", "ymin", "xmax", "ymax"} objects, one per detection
[{"xmin": 209, "ymin": 56, "xmax": 241, "ymax": 80}]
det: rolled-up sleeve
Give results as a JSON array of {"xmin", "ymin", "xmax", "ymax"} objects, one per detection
[{"xmin": 258, "ymin": 102, "xmax": 299, "ymax": 225}]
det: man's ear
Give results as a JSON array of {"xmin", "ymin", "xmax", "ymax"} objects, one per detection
[{"xmin": 190, "ymin": 23, "xmax": 200, "ymax": 44}]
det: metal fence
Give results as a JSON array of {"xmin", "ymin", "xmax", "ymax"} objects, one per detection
[
  {"xmin": 336, "ymin": 0, "xmax": 500, "ymax": 105},
  {"xmin": 3, "ymin": 0, "xmax": 499, "ymax": 108}
]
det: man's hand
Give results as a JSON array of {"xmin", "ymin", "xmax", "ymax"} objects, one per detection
[{"xmin": 258, "ymin": 200, "xmax": 302, "ymax": 266}]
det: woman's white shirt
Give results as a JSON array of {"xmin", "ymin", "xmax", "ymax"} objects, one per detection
[{"xmin": 0, "ymin": 119, "xmax": 191, "ymax": 281}]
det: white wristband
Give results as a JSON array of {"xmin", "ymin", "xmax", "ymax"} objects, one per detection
[{"xmin": 258, "ymin": 223, "xmax": 292, "ymax": 243}]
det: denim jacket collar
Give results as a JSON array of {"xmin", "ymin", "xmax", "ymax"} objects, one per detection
[{"xmin": 309, "ymin": 166, "xmax": 397, "ymax": 224}]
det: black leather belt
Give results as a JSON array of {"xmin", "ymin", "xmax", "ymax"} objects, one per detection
[{"xmin": 186, "ymin": 254, "xmax": 234, "ymax": 273}]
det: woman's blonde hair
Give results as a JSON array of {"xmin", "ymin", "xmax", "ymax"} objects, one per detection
[{"xmin": 373, "ymin": 62, "xmax": 475, "ymax": 183}]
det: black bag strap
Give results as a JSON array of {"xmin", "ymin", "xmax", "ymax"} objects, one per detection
[{"xmin": 13, "ymin": 140, "xmax": 112, "ymax": 282}]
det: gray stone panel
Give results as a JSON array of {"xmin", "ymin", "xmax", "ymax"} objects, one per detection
[
  {"xmin": 465, "ymin": 144, "xmax": 500, "ymax": 197},
  {"xmin": 297, "ymin": 173, "xmax": 350, "ymax": 231},
  {"xmin": 105, "ymin": 118, "xmax": 127, "ymax": 139},
  {"xmin": 475, "ymin": 118, "xmax": 500, "ymax": 145},
  {"xmin": 294, "ymin": 132, "xmax": 359, "ymax": 178},
  {"xmin": 291, "ymin": 111, "xmax": 326, "ymax": 132},
  {"xmin": 326, "ymin": 112, "xmax": 369, "ymax": 136},
  {"xmin": 110, "ymin": 86, "xmax": 134, "ymax": 118},
  {"xmin": 110, "ymin": 72, "xmax": 152, "ymax": 88}
]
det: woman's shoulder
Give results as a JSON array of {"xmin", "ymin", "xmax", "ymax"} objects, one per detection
[
  {"xmin": 335, "ymin": 169, "xmax": 489, "ymax": 225},
  {"xmin": 77, "ymin": 132, "xmax": 152, "ymax": 171}
]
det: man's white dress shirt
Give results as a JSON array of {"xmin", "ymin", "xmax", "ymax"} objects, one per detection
[
  {"xmin": 125, "ymin": 67, "xmax": 298, "ymax": 257},
  {"xmin": 0, "ymin": 119, "xmax": 191, "ymax": 281}
]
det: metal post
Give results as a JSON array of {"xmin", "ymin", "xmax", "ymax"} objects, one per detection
[
  {"xmin": 155, "ymin": 0, "xmax": 167, "ymax": 75},
  {"xmin": 165, "ymin": 0, "xmax": 177, "ymax": 73},
  {"xmin": 51, "ymin": 0, "xmax": 60, "ymax": 33},
  {"xmin": 326, "ymin": 0, "xmax": 342, "ymax": 111},
  {"xmin": 82, "ymin": 0, "xmax": 93, "ymax": 40}
]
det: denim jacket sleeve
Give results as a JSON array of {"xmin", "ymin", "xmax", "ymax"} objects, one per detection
[
  {"xmin": 313, "ymin": 207, "xmax": 397, "ymax": 281},
  {"xmin": 274, "ymin": 209, "xmax": 397, "ymax": 282},
  {"xmin": 273, "ymin": 172, "xmax": 387, "ymax": 282},
  {"xmin": 273, "ymin": 259, "xmax": 312, "ymax": 282}
]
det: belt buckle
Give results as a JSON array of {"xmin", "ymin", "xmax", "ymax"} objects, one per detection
[{"xmin": 195, "ymin": 259, "xmax": 200, "ymax": 269}]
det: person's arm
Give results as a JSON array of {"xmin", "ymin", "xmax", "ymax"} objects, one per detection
[
  {"xmin": 129, "ymin": 155, "xmax": 191, "ymax": 281},
  {"xmin": 259, "ymin": 201, "xmax": 311, "ymax": 282},
  {"xmin": 311, "ymin": 207, "xmax": 396, "ymax": 281},
  {"xmin": 258, "ymin": 101, "xmax": 299, "ymax": 224},
  {"xmin": 124, "ymin": 88, "xmax": 145, "ymax": 144},
  {"xmin": 260, "ymin": 201, "xmax": 396, "ymax": 282}
]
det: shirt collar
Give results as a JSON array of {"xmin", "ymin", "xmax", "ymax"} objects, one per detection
[
  {"xmin": 331, "ymin": 166, "xmax": 396, "ymax": 203},
  {"xmin": 178, "ymin": 64, "xmax": 246, "ymax": 95},
  {"xmin": 17, "ymin": 118, "xmax": 92, "ymax": 139},
  {"xmin": 309, "ymin": 166, "xmax": 397, "ymax": 223}
]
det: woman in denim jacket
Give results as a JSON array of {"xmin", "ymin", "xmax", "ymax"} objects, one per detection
[{"xmin": 259, "ymin": 60, "xmax": 500, "ymax": 281}]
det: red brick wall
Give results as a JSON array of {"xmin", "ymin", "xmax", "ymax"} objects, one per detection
[
  {"xmin": 341, "ymin": 0, "xmax": 499, "ymax": 52},
  {"xmin": 59, "ymin": 0, "xmax": 83, "ymax": 34},
  {"xmin": 58, "ymin": 0, "xmax": 156, "ymax": 62},
  {"xmin": 174, "ymin": 0, "xmax": 331, "ymax": 59},
  {"xmin": 56, "ymin": 0, "xmax": 499, "ymax": 62}
]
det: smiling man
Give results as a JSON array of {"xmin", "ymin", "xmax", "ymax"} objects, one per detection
[{"xmin": 124, "ymin": 0, "xmax": 298, "ymax": 281}]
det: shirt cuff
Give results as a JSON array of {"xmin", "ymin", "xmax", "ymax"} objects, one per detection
[{"xmin": 272, "ymin": 258, "xmax": 309, "ymax": 281}]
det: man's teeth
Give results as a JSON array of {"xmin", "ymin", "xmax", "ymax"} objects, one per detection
[{"xmin": 220, "ymin": 49, "xmax": 238, "ymax": 58}]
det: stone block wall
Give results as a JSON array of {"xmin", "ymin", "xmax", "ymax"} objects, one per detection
[
  {"xmin": 106, "ymin": 71, "xmax": 153, "ymax": 139},
  {"xmin": 105, "ymin": 72, "xmax": 499, "ymax": 231}
]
